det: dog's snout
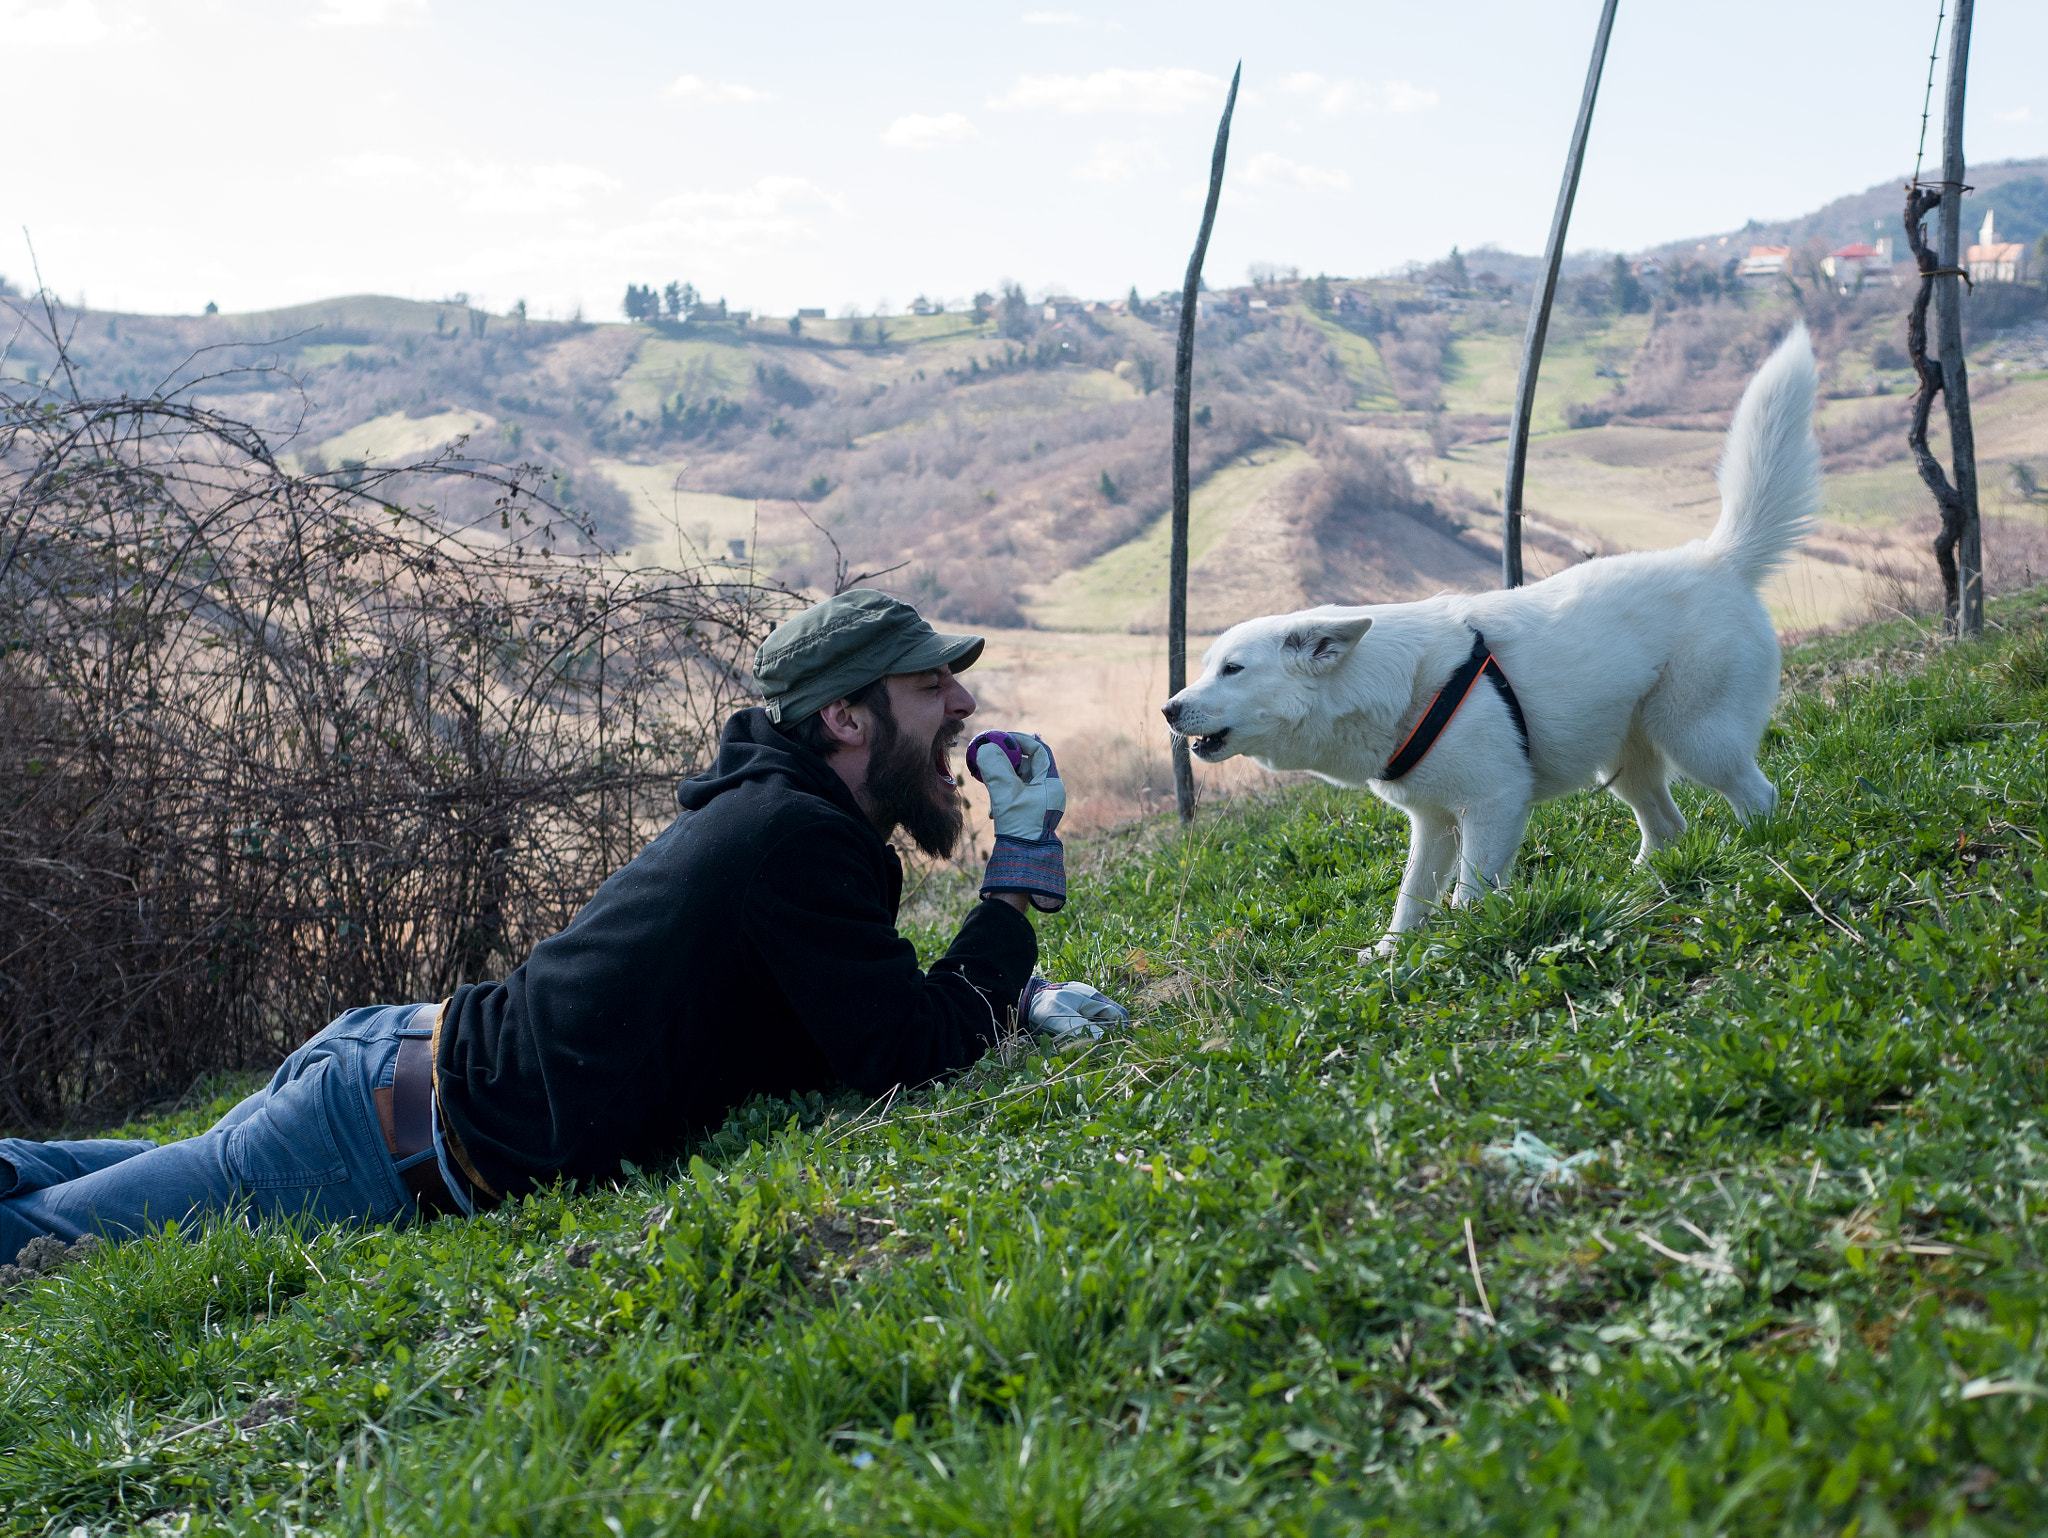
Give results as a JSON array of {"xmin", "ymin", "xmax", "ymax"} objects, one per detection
[{"xmin": 1161, "ymin": 697, "xmax": 1185, "ymax": 729}]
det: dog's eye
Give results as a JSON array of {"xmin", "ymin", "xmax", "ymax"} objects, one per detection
[{"xmin": 1220, "ymin": 662, "xmax": 1243, "ymax": 677}]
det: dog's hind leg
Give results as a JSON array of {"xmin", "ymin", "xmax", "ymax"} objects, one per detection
[
  {"xmin": 1606, "ymin": 722, "xmax": 1687, "ymax": 862},
  {"xmin": 1657, "ymin": 717, "xmax": 1778, "ymax": 824},
  {"xmin": 1451, "ymin": 798, "xmax": 1531, "ymax": 908},
  {"xmin": 1376, "ymin": 808, "xmax": 1459, "ymax": 955}
]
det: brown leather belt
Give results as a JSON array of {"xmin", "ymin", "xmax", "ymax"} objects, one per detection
[{"xmin": 372, "ymin": 1033, "xmax": 466, "ymax": 1220}]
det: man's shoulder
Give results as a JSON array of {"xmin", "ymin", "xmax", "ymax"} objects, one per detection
[{"xmin": 684, "ymin": 767, "xmax": 874, "ymax": 858}]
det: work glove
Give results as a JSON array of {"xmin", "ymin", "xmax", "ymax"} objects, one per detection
[
  {"xmin": 1021, "ymin": 979, "xmax": 1130, "ymax": 1042},
  {"xmin": 967, "ymin": 730, "xmax": 1067, "ymax": 912}
]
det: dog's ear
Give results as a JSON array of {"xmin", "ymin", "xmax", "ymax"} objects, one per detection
[{"xmin": 1281, "ymin": 615, "xmax": 1371, "ymax": 675}]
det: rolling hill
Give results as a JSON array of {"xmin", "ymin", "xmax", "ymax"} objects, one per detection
[{"xmin": 7, "ymin": 161, "xmax": 2045, "ymax": 663}]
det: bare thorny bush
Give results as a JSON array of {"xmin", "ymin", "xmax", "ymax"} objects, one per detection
[{"xmin": 0, "ymin": 316, "xmax": 790, "ymax": 1129}]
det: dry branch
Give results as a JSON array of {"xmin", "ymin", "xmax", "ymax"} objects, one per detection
[{"xmin": 0, "ymin": 307, "xmax": 789, "ymax": 1127}]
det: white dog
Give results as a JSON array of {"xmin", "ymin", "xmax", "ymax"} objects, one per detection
[{"xmin": 1161, "ymin": 324, "xmax": 1821, "ymax": 955}]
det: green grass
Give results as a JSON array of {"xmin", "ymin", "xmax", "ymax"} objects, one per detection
[
  {"xmin": 1026, "ymin": 445, "xmax": 1313, "ymax": 631},
  {"xmin": 1440, "ymin": 312, "xmax": 1654, "ymax": 429},
  {"xmin": 1290, "ymin": 307, "xmax": 1396, "ymax": 409},
  {"xmin": 7, "ymin": 593, "xmax": 2048, "ymax": 1533}
]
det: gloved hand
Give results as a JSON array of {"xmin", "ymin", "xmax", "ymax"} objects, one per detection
[
  {"xmin": 1021, "ymin": 979, "xmax": 1130, "ymax": 1042},
  {"xmin": 967, "ymin": 730, "xmax": 1067, "ymax": 911}
]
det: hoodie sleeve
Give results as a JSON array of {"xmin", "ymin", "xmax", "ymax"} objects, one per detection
[{"xmin": 743, "ymin": 820, "xmax": 1036, "ymax": 1093}]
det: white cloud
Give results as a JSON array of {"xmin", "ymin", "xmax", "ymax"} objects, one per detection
[
  {"xmin": 1241, "ymin": 152, "xmax": 1350, "ymax": 194},
  {"xmin": 331, "ymin": 154, "xmax": 620, "ymax": 212},
  {"xmin": 309, "ymin": 0, "xmax": 427, "ymax": 27},
  {"xmin": 1072, "ymin": 137, "xmax": 1166, "ymax": 183},
  {"xmin": 1384, "ymin": 80, "xmax": 1438, "ymax": 113},
  {"xmin": 1281, "ymin": 72, "xmax": 1437, "ymax": 116},
  {"xmin": 0, "ymin": 0, "xmax": 126, "ymax": 46},
  {"xmin": 666, "ymin": 74, "xmax": 774, "ymax": 104},
  {"xmin": 332, "ymin": 152, "xmax": 427, "ymax": 179},
  {"xmin": 1021, "ymin": 10, "xmax": 1083, "ymax": 22},
  {"xmin": 458, "ymin": 162, "xmax": 623, "ymax": 214},
  {"xmin": 881, "ymin": 112, "xmax": 979, "ymax": 149},
  {"xmin": 653, "ymin": 176, "xmax": 847, "ymax": 221},
  {"xmin": 990, "ymin": 67, "xmax": 1223, "ymax": 115},
  {"xmin": 1994, "ymin": 106, "xmax": 2032, "ymax": 124}
]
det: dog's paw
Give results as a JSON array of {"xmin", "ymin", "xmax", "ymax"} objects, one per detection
[{"xmin": 1367, "ymin": 935, "xmax": 1400, "ymax": 961}]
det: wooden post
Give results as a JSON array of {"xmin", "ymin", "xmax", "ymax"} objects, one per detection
[
  {"xmin": 1903, "ymin": 0, "xmax": 1983, "ymax": 639},
  {"xmin": 1169, "ymin": 63, "xmax": 1240, "ymax": 824},
  {"xmin": 1501, "ymin": 0, "xmax": 1620, "ymax": 589},
  {"xmin": 1936, "ymin": 0, "xmax": 1982, "ymax": 638}
]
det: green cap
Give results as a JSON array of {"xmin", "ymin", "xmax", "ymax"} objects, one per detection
[{"xmin": 753, "ymin": 589, "xmax": 985, "ymax": 723}]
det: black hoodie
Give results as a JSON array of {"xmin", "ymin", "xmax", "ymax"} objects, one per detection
[{"xmin": 434, "ymin": 707, "xmax": 1036, "ymax": 1199}]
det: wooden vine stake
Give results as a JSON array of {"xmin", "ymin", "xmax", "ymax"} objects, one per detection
[
  {"xmin": 1903, "ymin": 0, "xmax": 1982, "ymax": 639},
  {"xmin": 1501, "ymin": 0, "xmax": 1619, "ymax": 589},
  {"xmin": 1169, "ymin": 62, "xmax": 1240, "ymax": 825}
]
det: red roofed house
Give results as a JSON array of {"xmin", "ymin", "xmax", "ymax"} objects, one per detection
[
  {"xmin": 1823, "ymin": 239, "xmax": 1894, "ymax": 290},
  {"xmin": 1737, "ymin": 245, "xmax": 1791, "ymax": 287}
]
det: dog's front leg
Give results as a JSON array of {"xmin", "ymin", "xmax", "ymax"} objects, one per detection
[
  {"xmin": 1451, "ymin": 799, "xmax": 1532, "ymax": 908},
  {"xmin": 1375, "ymin": 809, "xmax": 1459, "ymax": 956}
]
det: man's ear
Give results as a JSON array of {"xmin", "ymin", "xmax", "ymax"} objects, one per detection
[
  {"xmin": 817, "ymin": 696, "xmax": 869, "ymax": 751},
  {"xmin": 1281, "ymin": 615, "xmax": 1371, "ymax": 676}
]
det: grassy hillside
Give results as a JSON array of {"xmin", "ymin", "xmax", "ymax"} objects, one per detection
[
  {"xmin": 6, "ymin": 592, "xmax": 2048, "ymax": 1533},
  {"xmin": 1643, "ymin": 158, "xmax": 2048, "ymax": 264},
  {"xmin": 10, "ymin": 175, "xmax": 2047, "ymax": 637},
  {"xmin": 1025, "ymin": 445, "xmax": 1316, "ymax": 631}
]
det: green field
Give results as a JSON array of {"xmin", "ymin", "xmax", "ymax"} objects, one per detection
[
  {"xmin": 6, "ymin": 592, "xmax": 2048, "ymax": 1533},
  {"xmin": 312, "ymin": 408, "xmax": 495, "ymax": 467},
  {"xmin": 1293, "ymin": 308, "xmax": 1396, "ymax": 408},
  {"xmin": 1024, "ymin": 445, "xmax": 1313, "ymax": 631}
]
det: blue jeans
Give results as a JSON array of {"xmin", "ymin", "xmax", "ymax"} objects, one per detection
[{"xmin": 0, "ymin": 1004, "xmax": 467, "ymax": 1260}]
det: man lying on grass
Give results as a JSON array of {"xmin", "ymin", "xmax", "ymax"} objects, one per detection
[{"xmin": 0, "ymin": 590, "xmax": 1125, "ymax": 1257}]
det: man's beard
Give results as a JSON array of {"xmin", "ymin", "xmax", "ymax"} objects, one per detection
[{"xmin": 863, "ymin": 706, "xmax": 965, "ymax": 859}]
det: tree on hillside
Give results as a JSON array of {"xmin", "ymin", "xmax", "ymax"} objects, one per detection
[
  {"xmin": 1302, "ymin": 273, "xmax": 1331, "ymax": 311},
  {"xmin": 1611, "ymin": 255, "xmax": 1648, "ymax": 314},
  {"xmin": 623, "ymin": 284, "xmax": 659, "ymax": 323},
  {"xmin": 1667, "ymin": 260, "xmax": 1724, "ymax": 304},
  {"xmin": 971, "ymin": 291, "xmax": 994, "ymax": 324},
  {"xmin": 996, "ymin": 283, "xmax": 1034, "ymax": 341}
]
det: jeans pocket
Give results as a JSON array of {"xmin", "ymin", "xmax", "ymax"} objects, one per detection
[{"xmin": 222, "ymin": 1054, "xmax": 351, "ymax": 1190}]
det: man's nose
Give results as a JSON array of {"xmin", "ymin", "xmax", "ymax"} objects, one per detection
[{"xmin": 946, "ymin": 677, "xmax": 976, "ymax": 717}]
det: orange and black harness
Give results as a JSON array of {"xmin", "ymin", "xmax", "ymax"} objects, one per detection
[{"xmin": 1379, "ymin": 627, "xmax": 1530, "ymax": 781}]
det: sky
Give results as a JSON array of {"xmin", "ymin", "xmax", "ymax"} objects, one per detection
[{"xmin": 5, "ymin": 0, "xmax": 2044, "ymax": 321}]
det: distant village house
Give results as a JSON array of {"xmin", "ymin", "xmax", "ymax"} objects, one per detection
[
  {"xmin": 1822, "ymin": 239, "xmax": 1894, "ymax": 290},
  {"xmin": 1736, "ymin": 246, "xmax": 1791, "ymax": 287},
  {"xmin": 1966, "ymin": 211, "xmax": 2029, "ymax": 285}
]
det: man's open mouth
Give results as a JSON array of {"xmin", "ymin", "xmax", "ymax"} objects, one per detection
[
  {"xmin": 933, "ymin": 734, "xmax": 959, "ymax": 789},
  {"xmin": 1192, "ymin": 728, "xmax": 1231, "ymax": 758}
]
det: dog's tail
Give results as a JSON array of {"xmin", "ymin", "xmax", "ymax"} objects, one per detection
[{"xmin": 1705, "ymin": 323, "xmax": 1822, "ymax": 589}]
